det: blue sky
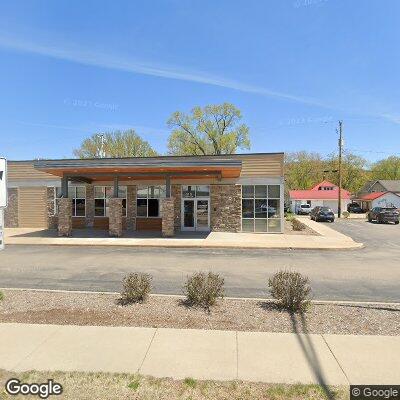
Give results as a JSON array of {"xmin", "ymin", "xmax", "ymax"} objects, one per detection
[{"xmin": 0, "ymin": 0, "xmax": 399, "ymax": 161}]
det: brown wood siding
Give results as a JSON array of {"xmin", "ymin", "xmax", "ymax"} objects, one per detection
[
  {"xmin": 136, "ymin": 218, "xmax": 162, "ymax": 231},
  {"xmin": 93, "ymin": 217, "xmax": 109, "ymax": 229},
  {"xmin": 8, "ymin": 162, "xmax": 55, "ymax": 181},
  {"xmin": 18, "ymin": 187, "xmax": 47, "ymax": 227},
  {"xmin": 72, "ymin": 217, "xmax": 86, "ymax": 229},
  {"xmin": 238, "ymin": 154, "xmax": 283, "ymax": 177}
]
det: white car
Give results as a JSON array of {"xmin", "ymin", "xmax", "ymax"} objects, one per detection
[{"xmin": 297, "ymin": 204, "xmax": 312, "ymax": 215}]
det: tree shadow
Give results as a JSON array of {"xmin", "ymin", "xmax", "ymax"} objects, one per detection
[
  {"xmin": 333, "ymin": 303, "xmax": 400, "ymax": 313},
  {"xmin": 290, "ymin": 312, "xmax": 336, "ymax": 400}
]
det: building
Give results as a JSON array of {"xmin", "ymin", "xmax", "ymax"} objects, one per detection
[
  {"xmin": 358, "ymin": 180, "xmax": 400, "ymax": 195},
  {"xmin": 289, "ymin": 180, "xmax": 351, "ymax": 214},
  {"xmin": 354, "ymin": 180, "xmax": 400, "ymax": 211},
  {"xmin": 4, "ymin": 153, "xmax": 285, "ymax": 236},
  {"xmin": 355, "ymin": 192, "xmax": 400, "ymax": 211}
]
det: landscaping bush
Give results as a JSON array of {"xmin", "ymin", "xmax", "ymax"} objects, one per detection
[
  {"xmin": 285, "ymin": 212, "xmax": 294, "ymax": 221},
  {"xmin": 291, "ymin": 218, "xmax": 306, "ymax": 231},
  {"xmin": 0, "ymin": 291, "xmax": 3, "ymax": 301},
  {"xmin": 121, "ymin": 273, "xmax": 152, "ymax": 304},
  {"xmin": 183, "ymin": 272, "xmax": 224, "ymax": 310},
  {"xmin": 342, "ymin": 211, "xmax": 350, "ymax": 218},
  {"xmin": 268, "ymin": 270, "xmax": 312, "ymax": 313}
]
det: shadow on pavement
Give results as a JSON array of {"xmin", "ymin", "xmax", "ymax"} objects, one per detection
[{"xmin": 290, "ymin": 312, "xmax": 336, "ymax": 400}]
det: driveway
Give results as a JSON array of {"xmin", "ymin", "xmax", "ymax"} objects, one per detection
[{"xmin": 0, "ymin": 219, "xmax": 399, "ymax": 302}]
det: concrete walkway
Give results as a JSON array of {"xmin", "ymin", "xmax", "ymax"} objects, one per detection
[
  {"xmin": 1, "ymin": 323, "xmax": 398, "ymax": 385},
  {"xmin": 4, "ymin": 220, "xmax": 362, "ymax": 250}
]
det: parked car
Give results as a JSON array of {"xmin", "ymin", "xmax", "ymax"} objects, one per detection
[
  {"xmin": 367, "ymin": 207, "xmax": 399, "ymax": 224},
  {"xmin": 297, "ymin": 204, "xmax": 312, "ymax": 215},
  {"xmin": 310, "ymin": 206, "xmax": 335, "ymax": 222},
  {"xmin": 347, "ymin": 203, "xmax": 364, "ymax": 213}
]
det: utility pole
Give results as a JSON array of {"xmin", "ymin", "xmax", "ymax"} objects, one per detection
[
  {"xmin": 337, "ymin": 120, "xmax": 343, "ymax": 218},
  {"xmin": 97, "ymin": 134, "xmax": 105, "ymax": 158}
]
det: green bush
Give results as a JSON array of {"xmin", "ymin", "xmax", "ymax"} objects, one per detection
[
  {"xmin": 342, "ymin": 211, "xmax": 350, "ymax": 218},
  {"xmin": 0, "ymin": 291, "xmax": 3, "ymax": 301},
  {"xmin": 291, "ymin": 218, "xmax": 306, "ymax": 231},
  {"xmin": 268, "ymin": 270, "xmax": 312, "ymax": 313},
  {"xmin": 285, "ymin": 212, "xmax": 295, "ymax": 221},
  {"xmin": 183, "ymin": 272, "xmax": 224, "ymax": 311},
  {"xmin": 121, "ymin": 273, "xmax": 152, "ymax": 304}
]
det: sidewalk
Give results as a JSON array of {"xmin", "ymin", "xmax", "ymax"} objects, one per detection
[
  {"xmin": 4, "ymin": 220, "xmax": 363, "ymax": 250},
  {"xmin": 1, "ymin": 323, "xmax": 398, "ymax": 385}
]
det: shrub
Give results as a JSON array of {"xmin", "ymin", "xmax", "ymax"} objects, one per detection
[
  {"xmin": 0, "ymin": 291, "xmax": 3, "ymax": 301},
  {"xmin": 183, "ymin": 272, "xmax": 224, "ymax": 310},
  {"xmin": 268, "ymin": 270, "xmax": 312, "ymax": 313},
  {"xmin": 121, "ymin": 273, "xmax": 152, "ymax": 304},
  {"xmin": 291, "ymin": 218, "xmax": 306, "ymax": 231},
  {"xmin": 285, "ymin": 212, "xmax": 295, "ymax": 221},
  {"xmin": 342, "ymin": 211, "xmax": 350, "ymax": 218}
]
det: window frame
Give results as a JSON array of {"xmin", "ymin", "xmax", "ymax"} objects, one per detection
[
  {"xmin": 54, "ymin": 186, "xmax": 86, "ymax": 217},
  {"xmin": 181, "ymin": 185, "xmax": 210, "ymax": 198},
  {"xmin": 136, "ymin": 185, "xmax": 165, "ymax": 218},
  {"xmin": 241, "ymin": 184, "xmax": 282, "ymax": 233},
  {"xmin": 94, "ymin": 185, "xmax": 127, "ymax": 217}
]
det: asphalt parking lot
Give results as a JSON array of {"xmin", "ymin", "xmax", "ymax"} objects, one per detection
[
  {"xmin": 0, "ymin": 218, "xmax": 399, "ymax": 302},
  {"xmin": 328, "ymin": 217, "xmax": 400, "ymax": 251}
]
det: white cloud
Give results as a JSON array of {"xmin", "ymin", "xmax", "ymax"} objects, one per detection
[{"xmin": 0, "ymin": 33, "xmax": 325, "ymax": 107}]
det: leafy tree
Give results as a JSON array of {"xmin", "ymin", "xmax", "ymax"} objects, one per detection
[
  {"xmin": 284, "ymin": 151, "xmax": 325, "ymax": 190},
  {"xmin": 285, "ymin": 151, "xmax": 370, "ymax": 193},
  {"xmin": 74, "ymin": 130, "xmax": 158, "ymax": 158},
  {"xmin": 370, "ymin": 156, "xmax": 400, "ymax": 180},
  {"xmin": 167, "ymin": 103, "xmax": 250, "ymax": 155},
  {"xmin": 325, "ymin": 152, "xmax": 370, "ymax": 193}
]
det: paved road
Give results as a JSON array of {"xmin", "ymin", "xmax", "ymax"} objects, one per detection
[{"xmin": 0, "ymin": 219, "xmax": 399, "ymax": 302}]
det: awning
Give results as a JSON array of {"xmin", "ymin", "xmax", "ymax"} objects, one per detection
[{"xmin": 33, "ymin": 156, "xmax": 242, "ymax": 181}]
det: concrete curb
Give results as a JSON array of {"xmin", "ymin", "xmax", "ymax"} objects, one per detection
[
  {"xmin": 1, "ymin": 287, "xmax": 398, "ymax": 306},
  {"xmin": 4, "ymin": 240, "xmax": 364, "ymax": 251}
]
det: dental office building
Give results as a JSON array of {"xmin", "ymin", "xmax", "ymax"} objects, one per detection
[{"xmin": 4, "ymin": 153, "xmax": 284, "ymax": 237}]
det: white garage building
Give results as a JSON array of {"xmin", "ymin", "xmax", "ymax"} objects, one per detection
[
  {"xmin": 356, "ymin": 191, "xmax": 400, "ymax": 211},
  {"xmin": 289, "ymin": 180, "xmax": 351, "ymax": 214}
]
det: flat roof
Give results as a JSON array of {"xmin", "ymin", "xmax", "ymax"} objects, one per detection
[{"xmin": 10, "ymin": 152, "xmax": 284, "ymax": 164}]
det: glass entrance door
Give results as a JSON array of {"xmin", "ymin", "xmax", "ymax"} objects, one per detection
[
  {"xmin": 182, "ymin": 199, "xmax": 210, "ymax": 231},
  {"xmin": 183, "ymin": 200, "xmax": 195, "ymax": 230},
  {"xmin": 196, "ymin": 200, "xmax": 209, "ymax": 231}
]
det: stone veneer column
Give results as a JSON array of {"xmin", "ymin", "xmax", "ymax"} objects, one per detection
[
  {"xmin": 210, "ymin": 185, "xmax": 241, "ymax": 232},
  {"xmin": 171, "ymin": 184, "xmax": 181, "ymax": 231},
  {"xmin": 4, "ymin": 188, "xmax": 19, "ymax": 228},
  {"xmin": 161, "ymin": 197, "xmax": 175, "ymax": 237},
  {"xmin": 58, "ymin": 197, "xmax": 72, "ymax": 237},
  {"xmin": 126, "ymin": 185, "xmax": 137, "ymax": 230},
  {"xmin": 85, "ymin": 184, "xmax": 95, "ymax": 228},
  {"xmin": 109, "ymin": 198, "xmax": 123, "ymax": 237},
  {"xmin": 46, "ymin": 187, "xmax": 57, "ymax": 229}
]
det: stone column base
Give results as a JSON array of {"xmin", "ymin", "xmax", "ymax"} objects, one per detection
[
  {"xmin": 162, "ymin": 197, "xmax": 175, "ymax": 237},
  {"xmin": 109, "ymin": 198, "xmax": 123, "ymax": 237},
  {"xmin": 58, "ymin": 198, "xmax": 72, "ymax": 237}
]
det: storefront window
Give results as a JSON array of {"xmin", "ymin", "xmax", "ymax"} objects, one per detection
[
  {"xmin": 136, "ymin": 185, "xmax": 165, "ymax": 217},
  {"xmin": 182, "ymin": 185, "xmax": 210, "ymax": 198},
  {"xmin": 55, "ymin": 186, "xmax": 86, "ymax": 217},
  {"xmin": 241, "ymin": 185, "xmax": 281, "ymax": 232},
  {"xmin": 94, "ymin": 186, "xmax": 127, "ymax": 217}
]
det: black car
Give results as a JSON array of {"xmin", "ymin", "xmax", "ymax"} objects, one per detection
[
  {"xmin": 310, "ymin": 206, "xmax": 335, "ymax": 222},
  {"xmin": 367, "ymin": 207, "xmax": 399, "ymax": 224},
  {"xmin": 347, "ymin": 203, "xmax": 363, "ymax": 213}
]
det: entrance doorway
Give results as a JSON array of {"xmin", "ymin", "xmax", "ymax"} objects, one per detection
[{"xmin": 181, "ymin": 199, "xmax": 210, "ymax": 231}]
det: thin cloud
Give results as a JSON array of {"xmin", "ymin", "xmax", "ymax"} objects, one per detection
[{"xmin": 0, "ymin": 33, "xmax": 325, "ymax": 108}]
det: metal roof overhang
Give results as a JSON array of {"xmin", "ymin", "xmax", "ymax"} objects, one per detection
[{"xmin": 33, "ymin": 158, "xmax": 242, "ymax": 181}]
